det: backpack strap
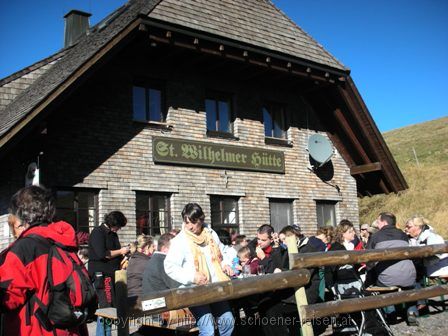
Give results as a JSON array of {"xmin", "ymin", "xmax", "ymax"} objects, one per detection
[{"xmin": 21, "ymin": 235, "xmax": 56, "ymax": 332}]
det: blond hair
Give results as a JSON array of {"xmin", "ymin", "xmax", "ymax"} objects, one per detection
[
  {"xmin": 406, "ymin": 215, "xmax": 430, "ymax": 228},
  {"xmin": 135, "ymin": 234, "xmax": 154, "ymax": 253}
]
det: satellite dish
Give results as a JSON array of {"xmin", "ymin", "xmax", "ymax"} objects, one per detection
[{"xmin": 307, "ymin": 134, "xmax": 334, "ymax": 168}]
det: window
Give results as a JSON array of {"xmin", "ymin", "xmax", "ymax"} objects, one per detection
[
  {"xmin": 205, "ymin": 94, "xmax": 232, "ymax": 133},
  {"xmin": 210, "ymin": 196, "xmax": 239, "ymax": 234},
  {"xmin": 316, "ymin": 201, "xmax": 337, "ymax": 227},
  {"xmin": 133, "ymin": 83, "xmax": 165, "ymax": 122},
  {"xmin": 269, "ymin": 199, "xmax": 293, "ymax": 232},
  {"xmin": 55, "ymin": 189, "xmax": 98, "ymax": 233},
  {"xmin": 263, "ymin": 103, "xmax": 287, "ymax": 139},
  {"xmin": 136, "ymin": 192, "xmax": 171, "ymax": 236}
]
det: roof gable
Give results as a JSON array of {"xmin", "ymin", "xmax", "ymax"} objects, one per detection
[
  {"xmin": 148, "ymin": 0, "xmax": 346, "ymax": 71},
  {"xmin": 0, "ymin": 0, "xmax": 160, "ymax": 140}
]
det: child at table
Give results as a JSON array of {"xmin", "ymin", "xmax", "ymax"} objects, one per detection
[{"xmin": 237, "ymin": 246, "xmax": 259, "ymax": 275}]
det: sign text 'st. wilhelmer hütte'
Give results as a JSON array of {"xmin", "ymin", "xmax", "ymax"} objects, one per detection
[{"xmin": 153, "ymin": 136, "xmax": 285, "ymax": 173}]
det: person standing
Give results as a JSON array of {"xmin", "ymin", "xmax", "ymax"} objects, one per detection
[
  {"xmin": 88, "ymin": 211, "xmax": 129, "ymax": 336},
  {"xmin": 164, "ymin": 203, "xmax": 234, "ymax": 336},
  {"xmin": 0, "ymin": 185, "xmax": 87, "ymax": 336}
]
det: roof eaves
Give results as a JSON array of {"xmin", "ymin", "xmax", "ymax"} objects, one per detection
[
  {"xmin": 143, "ymin": 17, "xmax": 349, "ymax": 79},
  {"xmin": 344, "ymin": 77, "xmax": 407, "ymax": 192}
]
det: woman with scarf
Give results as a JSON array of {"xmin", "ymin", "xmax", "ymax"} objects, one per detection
[{"xmin": 164, "ymin": 203, "xmax": 234, "ymax": 336}]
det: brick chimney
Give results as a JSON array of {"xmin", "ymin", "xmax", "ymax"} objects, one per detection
[{"xmin": 64, "ymin": 10, "xmax": 91, "ymax": 48}]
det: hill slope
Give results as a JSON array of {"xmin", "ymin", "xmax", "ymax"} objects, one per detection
[{"xmin": 359, "ymin": 116, "xmax": 448, "ymax": 237}]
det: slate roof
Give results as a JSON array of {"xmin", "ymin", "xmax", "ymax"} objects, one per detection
[
  {"xmin": 0, "ymin": 49, "xmax": 69, "ymax": 111},
  {"xmin": 0, "ymin": 0, "xmax": 347, "ymax": 141},
  {"xmin": 148, "ymin": 0, "xmax": 346, "ymax": 71},
  {"xmin": 0, "ymin": 0, "xmax": 160, "ymax": 138}
]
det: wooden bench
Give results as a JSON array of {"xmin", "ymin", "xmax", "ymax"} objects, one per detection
[{"xmin": 96, "ymin": 307, "xmax": 198, "ymax": 335}]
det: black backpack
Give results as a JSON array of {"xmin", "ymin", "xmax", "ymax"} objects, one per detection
[{"xmin": 27, "ymin": 235, "xmax": 97, "ymax": 331}]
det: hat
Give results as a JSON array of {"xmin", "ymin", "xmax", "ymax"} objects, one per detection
[{"xmin": 360, "ymin": 224, "xmax": 369, "ymax": 230}]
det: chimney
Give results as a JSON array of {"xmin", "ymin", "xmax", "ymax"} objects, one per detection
[{"xmin": 64, "ymin": 10, "xmax": 91, "ymax": 48}]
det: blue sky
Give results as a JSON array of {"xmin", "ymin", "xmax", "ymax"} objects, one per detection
[{"xmin": 1, "ymin": 0, "xmax": 447, "ymax": 132}]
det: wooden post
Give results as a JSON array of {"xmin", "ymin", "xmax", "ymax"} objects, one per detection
[
  {"xmin": 290, "ymin": 244, "xmax": 448, "ymax": 269},
  {"xmin": 300, "ymin": 284, "xmax": 448, "ymax": 321},
  {"xmin": 128, "ymin": 269, "xmax": 310, "ymax": 316},
  {"xmin": 115, "ymin": 270, "xmax": 129, "ymax": 336},
  {"xmin": 286, "ymin": 235, "xmax": 314, "ymax": 336}
]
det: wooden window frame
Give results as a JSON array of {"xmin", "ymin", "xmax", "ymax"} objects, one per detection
[
  {"xmin": 210, "ymin": 196, "xmax": 239, "ymax": 234},
  {"xmin": 54, "ymin": 188, "xmax": 99, "ymax": 234},
  {"xmin": 205, "ymin": 91, "xmax": 234, "ymax": 136},
  {"xmin": 135, "ymin": 192, "xmax": 172, "ymax": 236},
  {"xmin": 263, "ymin": 102, "xmax": 288, "ymax": 140},
  {"xmin": 132, "ymin": 79, "xmax": 166, "ymax": 123},
  {"xmin": 268, "ymin": 198, "xmax": 294, "ymax": 232},
  {"xmin": 316, "ymin": 200, "xmax": 337, "ymax": 227}
]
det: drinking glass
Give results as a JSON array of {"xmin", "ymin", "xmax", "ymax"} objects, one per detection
[
  {"xmin": 257, "ymin": 265, "xmax": 265, "ymax": 275},
  {"xmin": 243, "ymin": 265, "xmax": 251, "ymax": 277}
]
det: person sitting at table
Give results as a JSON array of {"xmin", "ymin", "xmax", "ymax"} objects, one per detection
[
  {"xmin": 248, "ymin": 224, "xmax": 288, "ymax": 273},
  {"xmin": 216, "ymin": 229, "xmax": 238, "ymax": 268},
  {"xmin": 236, "ymin": 246, "xmax": 259, "ymax": 275},
  {"xmin": 164, "ymin": 203, "xmax": 234, "ymax": 336},
  {"xmin": 127, "ymin": 234, "xmax": 155, "ymax": 297},
  {"xmin": 405, "ymin": 215, "xmax": 448, "ymax": 277},
  {"xmin": 366, "ymin": 212, "xmax": 418, "ymax": 326}
]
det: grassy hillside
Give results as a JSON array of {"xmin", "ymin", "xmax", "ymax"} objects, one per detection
[{"xmin": 359, "ymin": 116, "xmax": 448, "ymax": 237}]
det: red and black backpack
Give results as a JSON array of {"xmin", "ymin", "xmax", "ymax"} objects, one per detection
[{"xmin": 27, "ymin": 235, "xmax": 97, "ymax": 331}]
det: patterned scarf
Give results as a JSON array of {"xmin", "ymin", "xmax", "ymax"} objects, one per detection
[{"xmin": 184, "ymin": 227, "xmax": 229, "ymax": 282}]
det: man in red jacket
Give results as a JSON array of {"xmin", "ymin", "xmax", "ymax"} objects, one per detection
[{"xmin": 0, "ymin": 185, "xmax": 87, "ymax": 336}]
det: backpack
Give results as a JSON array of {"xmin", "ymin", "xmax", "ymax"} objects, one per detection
[{"xmin": 27, "ymin": 235, "xmax": 98, "ymax": 331}]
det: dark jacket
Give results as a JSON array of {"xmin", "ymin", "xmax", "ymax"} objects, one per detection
[
  {"xmin": 367, "ymin": 225, "xmax": 416, "ymax": 287},
  {"xmin": 325, "ymin": 242, "xmax": 358, "ymax": 288},
  {"xmin": 127, "ymin": 251, "xmax": 150, "ymax": 297},
  {"xmin": 248, "ymin": 238, "xmax": 288, "ymax": 273},
  {"xmin": 0, "ymin": 221, "xmax": 86, "ymax": 336},
  {"xmin": 88, "ymin": 224, "xmax": 122, "ymax": 277},
  {"xmin": 142, "ymin": 252, "xmax": 181, "ymax": 295},
  {"xmin": 296, "ymin": 237, "xmax": 322, "ymax": 304}
]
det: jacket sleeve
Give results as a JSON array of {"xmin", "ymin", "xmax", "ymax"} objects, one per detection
[
  {"xmin": 164, "ymin": 235, "xmax": 195, "ymax": 285},
  {"xmin": 0, "ymin": 249, "xmax": 33, "ymax": 311}
]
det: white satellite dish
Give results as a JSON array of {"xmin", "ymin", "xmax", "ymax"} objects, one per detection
[{"xmin": 307, "ymin": 134, "xmax": 334, "ymax": 168}]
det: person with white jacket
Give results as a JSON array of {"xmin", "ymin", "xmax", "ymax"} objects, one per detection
[
  {"xmin": 164, "ymin": 203, "xmax": 234, "ymax": 336},
  {"xmin": 406, "ymin": 216, "xmax": 448, "ymax": 277}
]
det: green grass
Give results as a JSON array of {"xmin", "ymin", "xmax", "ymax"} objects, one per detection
[{"xmin": 359, "ymin": 116, "xmax": 448, "ymax": 237}]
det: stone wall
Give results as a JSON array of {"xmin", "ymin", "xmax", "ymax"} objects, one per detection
[{"xmin": 0, "ymin": 44, "xmax": 359, "ymax": 249}]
